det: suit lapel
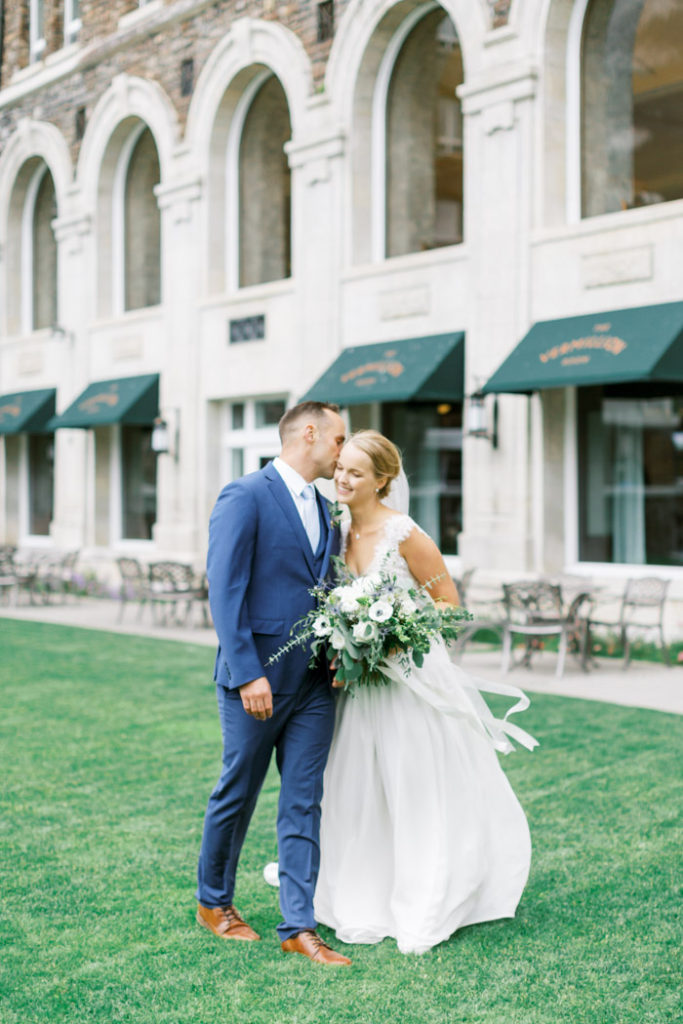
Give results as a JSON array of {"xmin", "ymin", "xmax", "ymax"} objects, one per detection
[
  {"xmin": 318, "ymin": 494, "xmax": 338, "ymax": 578},
  {"xmin": 264, "ymin": 463, "xmax": 317, "ymax": 579}
]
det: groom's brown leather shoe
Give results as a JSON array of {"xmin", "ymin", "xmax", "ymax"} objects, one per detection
[
  {"xmin": 196, "ymin": 903, "xmax": 260, "ymax": 941},
  {"xmin": 281, "ymin": 929, "xmax": 351, "ymax": 965}
]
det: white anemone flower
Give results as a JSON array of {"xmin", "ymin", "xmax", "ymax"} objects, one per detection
[
  {"xmin": 368, "ymin": 599, "xmax": 393, "ymax": 622},
  {"xmin": 312, "ymin": 615, "xmax": 332, "ymax": 637}
]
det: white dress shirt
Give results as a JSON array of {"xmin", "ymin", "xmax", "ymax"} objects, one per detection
[{"xmin": 272, "ymin": 457, "xmax": 320, "ymax": 551}]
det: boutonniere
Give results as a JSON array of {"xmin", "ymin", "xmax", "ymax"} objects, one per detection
[{"xmin": 328, "ymin": 501, "xmax": 344, "ymax": 528}]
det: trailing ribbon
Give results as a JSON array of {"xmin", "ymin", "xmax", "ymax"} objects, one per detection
[{"xmin": 380, "ymin": 642, "xmax": 538, "ymax": 755}]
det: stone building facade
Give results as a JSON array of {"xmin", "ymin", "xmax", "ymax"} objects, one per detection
[{"xmin": 0, "ymin": 0, "xmax": 682, "ymax": 631}]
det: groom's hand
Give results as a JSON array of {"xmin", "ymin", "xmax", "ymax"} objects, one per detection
[{"xmin": 239, "ymin": 676, "xmax": 273, "ymax": 720}]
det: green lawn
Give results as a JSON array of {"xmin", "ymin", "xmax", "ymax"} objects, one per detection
[{"xmin": 1, "ymin": 619, "xmax": 680, "ymax": 1024}]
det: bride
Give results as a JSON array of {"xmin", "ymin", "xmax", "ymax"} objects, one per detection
[{"xmin": 311, "ymin": 430, "xmax": 537, "ymax": 956}]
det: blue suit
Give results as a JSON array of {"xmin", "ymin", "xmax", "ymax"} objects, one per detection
[{"xmin": 196, "ymin": 461, "xmax": 340, "ymax": 939}]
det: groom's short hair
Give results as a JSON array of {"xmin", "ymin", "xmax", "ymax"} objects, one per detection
[{"xmin": 279, "ymin": 401, "xmax": 341, "ymax": 442}]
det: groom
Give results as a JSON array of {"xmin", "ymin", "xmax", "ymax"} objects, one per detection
[{"xmin": 196, "ymin": 400, "xmax": 350, "ymax": 965}]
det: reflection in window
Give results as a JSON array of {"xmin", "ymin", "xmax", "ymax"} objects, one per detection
[
  {"xmin": 582, "ymin": 0, "xmax": 683, "ymax": 217},
  {"xmin": 32, "ymin": 169, "xmax": 58, "ymax": 331},
  {"xmin": 386, "ymin": 13, "xmax": 463, "ymax": 257},
  {"xmin": 382, "ymin": 402, "xmax": 462, "ymax": 554},
  {"xmin": 225, "ymin": 398, "xmax": 284, "ymax": 478},
  {"xmin": 124, "ymin": 128, "xmax": 161, "ymax": 311},
  {"xmin": 578, "ymin": 387, "xmax": 683, "ymax": 565},
  {"xmin": 254, "ymin": 399, "xmax": 286, "ymax": 428},
  {"xmin": 122, "ymin": 425, "xmax": 157, "ymax": 540},
  {"xmin": 30, "ymin": 0, "xmax": 46, "ymax": 62},
  {"xmin": 239, "ymin": 77, "xmax": 292, "ymax": 287},
  {"xmin": 28, "ymin": 433, "xmax": 54, "ymax": 536},
  {"xmin": 65, "ymin": 0, "xmax": 81, "ymax": 44}
]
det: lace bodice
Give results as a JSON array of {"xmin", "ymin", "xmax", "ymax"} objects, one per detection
[{"xmin": 341, "ymin": 514, "xmax": 422, "ymax": 589}]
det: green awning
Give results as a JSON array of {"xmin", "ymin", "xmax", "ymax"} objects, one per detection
[
  {"xmin": 300, "ymin": 333, "xmax": 465, "ymax": 406},
  {"xmin": 50, "ymin": 374, "xmax": 159, "ymax": 429},
  {"xmin": 0, "ymin": 388, "xmax": 56, "ymax": 434},
  {"xmin": 482, "ymin": 301, "xmax": 683, "ymax": 394}
]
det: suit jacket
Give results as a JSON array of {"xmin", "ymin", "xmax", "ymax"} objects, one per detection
[{"xmin": 207, "ymin": 461, "xmax": 340, "ymax": 693}]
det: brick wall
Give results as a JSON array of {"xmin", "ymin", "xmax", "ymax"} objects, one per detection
[
  {"xmin": 2, "ymin": 1, "xmax": 30, "ymax": 81},
  {"xmin": 0, "ymin": 0, "xmax": 338, "ymax": 166}
]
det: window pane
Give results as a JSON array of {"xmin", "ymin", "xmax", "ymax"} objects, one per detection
[
  {"xmin": 121, "ymin": 426, "xmax": 157, "ymax": 540},
  {"xmin": 28, "ymin": 433, "xmax": 54, "ymax": 536},
  {"xmin": 254, "ymin": 399, "xmax": 286, "ymax": 427},
  {"xmin": 382, "ymin": 402, "xmax": 462, "ymax": 555},
  {"xmin": 239, "ymin": 77, "xmax": 292, "ymax": 287},
  {"xmin": 231, "ymin": 403, "xmax": 245, "ymax": 430},
  {"xmin": 124, "ymin": 128, "xmax": 161, "ymax": 311},
  {"xmin": 32, "ymin": 170, "xmax": 57, "ymax": 331},
  {"xmin": 231, "ymin": 448, "xmax": 244, "ymax": 479},
  {"xmin": 578, "ymin": 387, "xmax": 683, "ymax": 565},
  {"xmin": 582, "ymin": 0, "xmax": 683, "ymax": 216},
  {"xmin": 386, "ymin": 12, "xmax": 463, "ymax": 257}
]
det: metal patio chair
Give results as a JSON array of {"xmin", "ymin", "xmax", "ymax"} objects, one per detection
[
  {"xmin": 116, "ymin": 557, "xmax": 152, "ymax": 622},
  {"xmin": 148, "ymin": 561, "xmax": 209, "ymax": 627},
  {"xmin": 501, "ymin": 580, "xmax": 592, "ymax": 678},
  {"xmin": 0, "ymin": 545, "xmax": 18, "ymax": 604},
  {"xmin": 585, "ymin": 577, "xmax": 671, "ymax": 669},
  {"xmin": 450, "ymin": 572, "xmax": 506, "ymax": 661}
]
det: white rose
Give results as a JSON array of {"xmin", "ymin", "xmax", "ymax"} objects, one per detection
[
  {"xmin": 359, "ymin": 573, "xmax": 383, "ymax": 596},
  {"xmin": 399, "ymin": 597, "xmax": 417, "ymax": 616},
  {"xmin": 352, "ymin": 620, "xmax": 378, "ymax": 643},
  {"xmin": 330, "ymin": 629, "xmax": 346, "ymax": 651},
  {"xmin": 368, "ymin": 599, "xmax": 393, "ymax": 623},
  {"xmin": 312, "ymin": 615, "xmax": 332, "ymax": 637},
  {"xmin": 339, "ymin": 592, "xmax": 361, "ymax": 614}
]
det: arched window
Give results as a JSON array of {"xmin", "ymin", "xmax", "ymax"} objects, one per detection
[
  {"xmin": 7, "ymin": 162, "xmax": 58, "ymax": 334},
  {"xmin": 122, "ymin": 127, "xmax": 161, "ymax": 310},
  {"xmin": 385, "ymin": 10, "xmax": 463, "ymax": 258},
  {"xmin": 582, "ymin": 0, "xmax": 683, "ymax": 216},
  {"xmin": 31, "ymin": 168, "xmax": 58, "ymax": 330},
  {"xmin": 238, "ymin": 76, "xmax": 292, "ymax": 288}
]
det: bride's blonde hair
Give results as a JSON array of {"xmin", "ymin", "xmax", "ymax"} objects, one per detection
[{"xmin": 346, "ymin": 430, "xmax": 402, "ymax": 499}]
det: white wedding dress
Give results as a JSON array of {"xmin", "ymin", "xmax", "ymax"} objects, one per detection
[{"xmin": 313, "ymin": 515, "xmax": 537, "ymax": 955}]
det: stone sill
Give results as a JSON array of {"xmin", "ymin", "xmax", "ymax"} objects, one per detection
[
  {"xmin": 342, "ymin": 243, "xmax": 469, "ymax": 283},
  {"xmin": 198, "ymin": 278, "xmax": 296, "ymax": 311},
  {"xmin": 89, "ymin": 305, "xmax": 165, "ymax": 332},
  {"xmin": 118, "ymin": 0, "xmax": 164, "ymax": 32},
  {"xmin": 3, "ymin": 43, "xmax": 81, "ymax": 103},
  {"xmin": 532, "ymin": 197, "xmax": 683, "ymax": 247}
]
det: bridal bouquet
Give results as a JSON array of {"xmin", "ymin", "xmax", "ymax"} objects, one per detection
[{"xmin": 267, "ymin": 556, "xmax": 471, "ymax": 690}]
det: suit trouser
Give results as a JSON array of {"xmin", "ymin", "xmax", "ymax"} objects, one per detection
[{"xmin": 196, "ymin": 671, "xmax": 336, "ymax": 939}]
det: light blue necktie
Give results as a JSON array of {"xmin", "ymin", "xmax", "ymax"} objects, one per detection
[{"xmin": 301, "ymin": 484, "xmax": 320, "ymax": 552}]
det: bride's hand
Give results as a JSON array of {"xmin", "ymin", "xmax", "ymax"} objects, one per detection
[{"xmin": 330, "ymin": 654, "xmax": 345, "ymax": 688}]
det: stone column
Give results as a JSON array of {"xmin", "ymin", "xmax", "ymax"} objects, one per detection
[
  {"xmin": 151, "ymin": 169, "xmax": 203, "ymax": 558},
  {"xmin": 456, "ymin": 66, "xmax": 540, "ymax": 574},
  {"xmin": 49, "ymin": 207, "xmax": 93, "ymax": 549},
  {"xmin": 285, "ymin": 98, "xmax": 346, "ymax": 394}
]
